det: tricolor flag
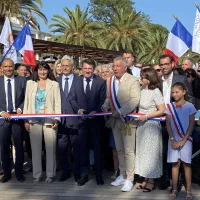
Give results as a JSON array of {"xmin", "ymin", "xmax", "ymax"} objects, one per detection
[
  {"xmin": 164, "ymin": 20, "xmax": 192, "ymax": 63},
  {"xmin": 192, "ymin": 6, "xmax": 200, "ymax": 54},
  {"xmin": 12, "ymin": 23, "xmax": 36, "ymax": 67},
  {"xmin": 0, "ymin": 17, "xmax": 17, "ymax": 63}
]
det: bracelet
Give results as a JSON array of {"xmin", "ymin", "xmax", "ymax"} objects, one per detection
[
  {"xmin": 145, "ymin": 114, "xmax": 148, "ymax": 121},
  {"xmin": 170, "ymin": 137, "xmax": 174, "ymax": 141}
]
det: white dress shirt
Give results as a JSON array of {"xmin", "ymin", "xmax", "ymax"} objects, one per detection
[
  {"xmin": 4, "ymin": 75, "xmax": 16, "ymax": 112},
  {"xmin": 114, "ymin": 73, "xmax": 126, "ymax": 94},
  {"xmin": 162, "ymin": 72, "xmax": 174, "ymax": 105},
  {"xmin": 62, "ymin": 73, "xmax": 74, "ymax": 93},
  {"xmin": 131, "ymin": 65, "xmax": 141, "ymax": 79},
  {"xmin": 83, "ymin": 76, "xmax": 94, "ymax": 93}
]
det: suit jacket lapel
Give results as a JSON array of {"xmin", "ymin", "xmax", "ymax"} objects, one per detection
[
  {"xmin": 14, "ymin": 76, "xmax": 19, "ymax": 100},
  {"xmin": 117, "ymin": 73, "xmax": 128, "ymax": 100},
  {"xmin": 45, "ymin": 79, "xmax": 53, "ymax": 98},
  {"xmin": 0, "ymin": 76, "xmax": 6, "ymax": 105},
  {"xmin": 89, "ymin": 75, "xmax": 97, "ymax": 100}
]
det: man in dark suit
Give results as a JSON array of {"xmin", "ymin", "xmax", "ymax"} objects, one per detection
[
  {"xmin": 57, "ymin": 56, "xmax": 80, "ymax": 182},
  {"xmin": 0, "ymin": 58, "xmax": 26, "ymax": 183},
  {"xmin": 70, "ymin": 58, "xmax": 106, "ymax": 186},
  {"xmin": 158, "ymin": 54, "xmax": 194, "ymax": 190}
]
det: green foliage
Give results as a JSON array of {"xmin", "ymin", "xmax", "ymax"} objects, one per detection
[
  {"xmin": 0, "ymin": 0, "xmax": 47, "ymax": 30},
  {"xmin": 49, "ymin": 5, "xmax": 106, "ymax": 48}
]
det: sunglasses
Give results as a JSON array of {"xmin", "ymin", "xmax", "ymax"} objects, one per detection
[
  {"xmin": 155, "ymin": 69, "xmax": 162, "ymax": 72},
  {"xmin": 159, "ymin": 63, "xmax": 171, "ymax": 67},
  {"xmin": 197, "ymin": 70, "xmax": 200, "ymax": 72}
]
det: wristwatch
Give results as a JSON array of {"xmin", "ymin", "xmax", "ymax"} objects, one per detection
[{"xmin": 170, "ymin": 137, "xmax": 174, "ymax": 141}]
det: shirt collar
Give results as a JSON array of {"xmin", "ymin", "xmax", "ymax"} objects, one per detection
[
  {"xmin": 162, "ymin": 71, "xmax": 173, "ymax": 82},
  {"xmin": 4, "ymin": 75, "xmax": 14, "ymax": 81},
  {"xmin": 62, "ymin": 73, "xmax": 74, "ymax": 81},
  {"xmin": 84, "ymin": 75, "xmax": 94, "ymax": 81},
  {"xmin": 115, "ymin": 72, "xmax": 126, "ymax": 82}
]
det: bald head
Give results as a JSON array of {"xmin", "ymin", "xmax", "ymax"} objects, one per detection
[{"xmin": 1, "ymin": 58, "xmax": 15, "ymax": 77}]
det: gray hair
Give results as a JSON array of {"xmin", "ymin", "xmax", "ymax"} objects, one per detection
[
  {"xmin": 113, "ymin": 56, "xmax": 127, "ymax": 67},
  {"xmin": 61, "ymin": 55, "xmax": 74, "ymax": 66},
  {"xmin": 183, "ymin": 57, "xmax": 194, "ymax": 65},
  {"xmin": 101, "ymin": 64, "xmax": 113, "ymax": 73}
]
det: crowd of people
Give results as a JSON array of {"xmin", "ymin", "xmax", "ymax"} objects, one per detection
[{"xmin": 0, "ymin": 51, "xmax": 199, "ymax": 200}]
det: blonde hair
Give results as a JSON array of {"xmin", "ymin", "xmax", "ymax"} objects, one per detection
[{"xmin": 53, "ymin": 59, "xmax": 61, "ymax": 77}]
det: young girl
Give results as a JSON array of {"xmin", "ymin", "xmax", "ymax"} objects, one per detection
[{"xmin": 165, "ymin": 82, "xmax": 196, "ymax": 200}]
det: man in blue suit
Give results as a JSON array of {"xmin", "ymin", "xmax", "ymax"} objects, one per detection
[
  {"xmin": 0, "ymin": 58, "xmax": 26, "ymax": 183},
  {"xmin": 70, "ymin": 58, "xmax": 106, "ymax": 186},
  {"xmin": 57, "ymin": 56, "xmax": 81, "ymax": 182}
]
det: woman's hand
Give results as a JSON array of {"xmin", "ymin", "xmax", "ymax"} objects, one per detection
[
  {"xmin": 176, "ymin": 139, "xmax": 186, "ymax": 148},
  {"xmin": 51, "ymin": 119, "xmax": 59, "ymax": 129},
  {"xmin": 135, "ymin": 115, "xmax": 147, "ymax": 121},
  {"xmin": 25, "ymin": 122, "xmax": 30, "ymax": 132}
]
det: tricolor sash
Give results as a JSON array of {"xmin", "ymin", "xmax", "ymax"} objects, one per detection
[
  {"xmin": 109, "ymin": 76, "xmax": 126, "ymax": 122},
  {"xmin": 167, "ymin": 103, "xmax": 192, "ymax": 142}
]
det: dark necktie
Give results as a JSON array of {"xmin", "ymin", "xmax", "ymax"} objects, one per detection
[
  {"xmin": 85, "ymin": 78, "xmax": 91, "ymax": 97},
  {"xmin": 7, "ymin": 79, "xmax": 13, "ymax": 112},
  {"xmin": 64, "ymin": 77, "xmax": 69, "ymax": 98}
]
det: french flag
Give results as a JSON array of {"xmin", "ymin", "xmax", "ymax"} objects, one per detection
[
  {"xmin": 164, "ymin": 20, "xmax": 192, "ymax": 63},
  {"xmin": 12, "ymin": 23, "xmax": 36, "ymax": 67}
]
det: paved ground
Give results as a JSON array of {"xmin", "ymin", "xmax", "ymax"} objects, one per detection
[{"xmin": 0, "ymin": 169, "xmax": 200, "ymax": 200}]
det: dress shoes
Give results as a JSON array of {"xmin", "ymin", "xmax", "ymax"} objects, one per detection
[
  {"xmin": 74, "ymin": 174, "xmax": 81, "ymax": 182},
  {"xmin": 0, "ymin": 175, "xmax": 11, "ymax": 183},
  {"xmin": 77, "ymin": 176, "xmax": 88, "ymax": 186},
  {"xmin": 59, "ymin": 172, "xmax": 71, "ymax": 182},
  {"xmin": 96, "ymin": 176, "xmax": 104, "ymax": 185},
  {"xmin": 17, "ymin": 175, "xmax": 25, "ymax": 182}
]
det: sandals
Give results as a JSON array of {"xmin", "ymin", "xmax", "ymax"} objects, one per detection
[
  {"xmin": 136, "ymin": 179, "xmax": 148, "ymax": 190},
  {"xmin": 169, "ymin": 190, "xmax": 178, "ymax": 199},
  {"xmin": 185, "ymin": 191, "xmax": 192, "ymax": 200},
  {"xmin": 143, "ymin": 181, "xmax": 155, "ymax": 192}
]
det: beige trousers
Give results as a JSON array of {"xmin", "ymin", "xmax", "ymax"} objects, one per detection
[
  {"xmin": 30, "ymin": 122, "xmax": 56, "ymax": 179},
  {"xmin": 112, "ymin": 119, "xmax": 136, "ymax": 181}
]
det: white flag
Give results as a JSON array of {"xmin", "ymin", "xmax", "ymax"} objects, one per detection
[
  {"xmin": 0, "ymin": 17, "xmax": 17, "ymax": 63},
  {"xmin": 192, "ymin": 8, "xmax": 200, "ymax": 54}
]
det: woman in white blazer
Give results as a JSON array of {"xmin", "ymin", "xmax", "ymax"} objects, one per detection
[{"xmin": 23, "ymin": 61, "xmax": 61, "ymax": 184}]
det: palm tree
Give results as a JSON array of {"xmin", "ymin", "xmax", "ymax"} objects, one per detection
[
  {"xmin": 0, "ymin": 0, "xmax": 47, "ymax": 30},
  {"xmin": 104, "ymin": 7, "xmax": 148, "ymax": 53},
  {"xmin": 49, "ymin": 5, "xmax": 106, "ymax": 48},
  {"xmin": 138, "ymin": 24, "xmax": 169, "ymax": 64}
]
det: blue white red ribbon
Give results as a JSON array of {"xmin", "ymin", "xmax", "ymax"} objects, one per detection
[
  {"xmin": 0, "ymin": 112, "xmax": 199, "ymax": 122},
  {"xmin": 167, "ymin": 103, "xmax": 192, "ymax": 142}
]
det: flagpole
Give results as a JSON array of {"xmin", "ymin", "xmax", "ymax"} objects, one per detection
[
  {"xmin": 172, "ymin": 14, "xmax": 178, "ymax": 20},
  {"xmin": 0, "ymin": 22, "xmax": 28, "ymax": 64},
  {"xmin": 195, "ymin": 1, "xmax": 199, "ymax": 9}
]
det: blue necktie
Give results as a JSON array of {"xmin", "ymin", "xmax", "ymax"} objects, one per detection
[
  {"xmin": 7, "ymin": 79, "xmax": 13, "ymax": 113},
  {"xmin": 64, "ymin": 77, "xmax": 69, "ymax": 98}
]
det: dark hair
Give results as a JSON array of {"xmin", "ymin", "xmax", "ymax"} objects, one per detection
[
  {"xmin": 82, "ymin": 58, "xmax": 96, "ymax": 69},
  {"xmin": 140, "ymin": 68, "xmax": 161, "ymax": 90},
  {"xmin": 198, "ymin": 58, "xmax": 200, "ymax": 63},
  {"xmin": 122, "ymin": 50, "xmax": 136, "ymax": 59},
  {"xmin": 32, "ymin": 61, "xmax": 56, "ymax": 82},
  {"xmin": 173, "ymin": 67, "xmax": 185, "ymax": 76},
  {"xmin": 159, "ymin": 54, "xmax": 174, "ymax": 63},
  {"xmin": 185, "ymin": 68, "xmax": 200, "ymax": 99},
  {"xmin": 172, "ymin": 82, "xmax": 189, "ymax": 101}
]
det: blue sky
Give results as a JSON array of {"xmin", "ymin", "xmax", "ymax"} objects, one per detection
[{"xmin": 38, "ymin": 0, "xmax": 198, "ymax": 34}]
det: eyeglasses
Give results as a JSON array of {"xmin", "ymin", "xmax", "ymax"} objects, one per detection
[
  {"xmin": 155, "ymin": 69, "xmax": 162, "ymax": 72},
  {"xmin": 159, "ymin": 63, "xmax": 171, "ymax": 67}
]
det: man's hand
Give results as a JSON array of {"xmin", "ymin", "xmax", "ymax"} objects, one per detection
[
  {"xmin": 25, "ymin": 122, "xmax": 30, "ymax": 132},
  {"xmin": 176, "ymin": 139, "xmax": 186, "ymax": 148},
  {"xmin": 112, "ymin": 110, "xmax": 120, "ymax": 118},
  {"xmin": 1, "ymin": 112, "xmax": 11, "ymax": 120},
  {"xmin": 51, "ymin": 119, "xmax": 59, "ymax": 129},
  {"xmin": 78, "ymin": 109, "xmax": 87, "ymax": 120},
  {"xmin": 102, "ymin": 107, "xmax": 110, "ymax": 112},
  {"xmin": 88, "ymin": 111, "xmax": 97, "ymax": 119},
  {"xmin": 16, "ymin": 108, "xmax": 22, "ymax": 115}
]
